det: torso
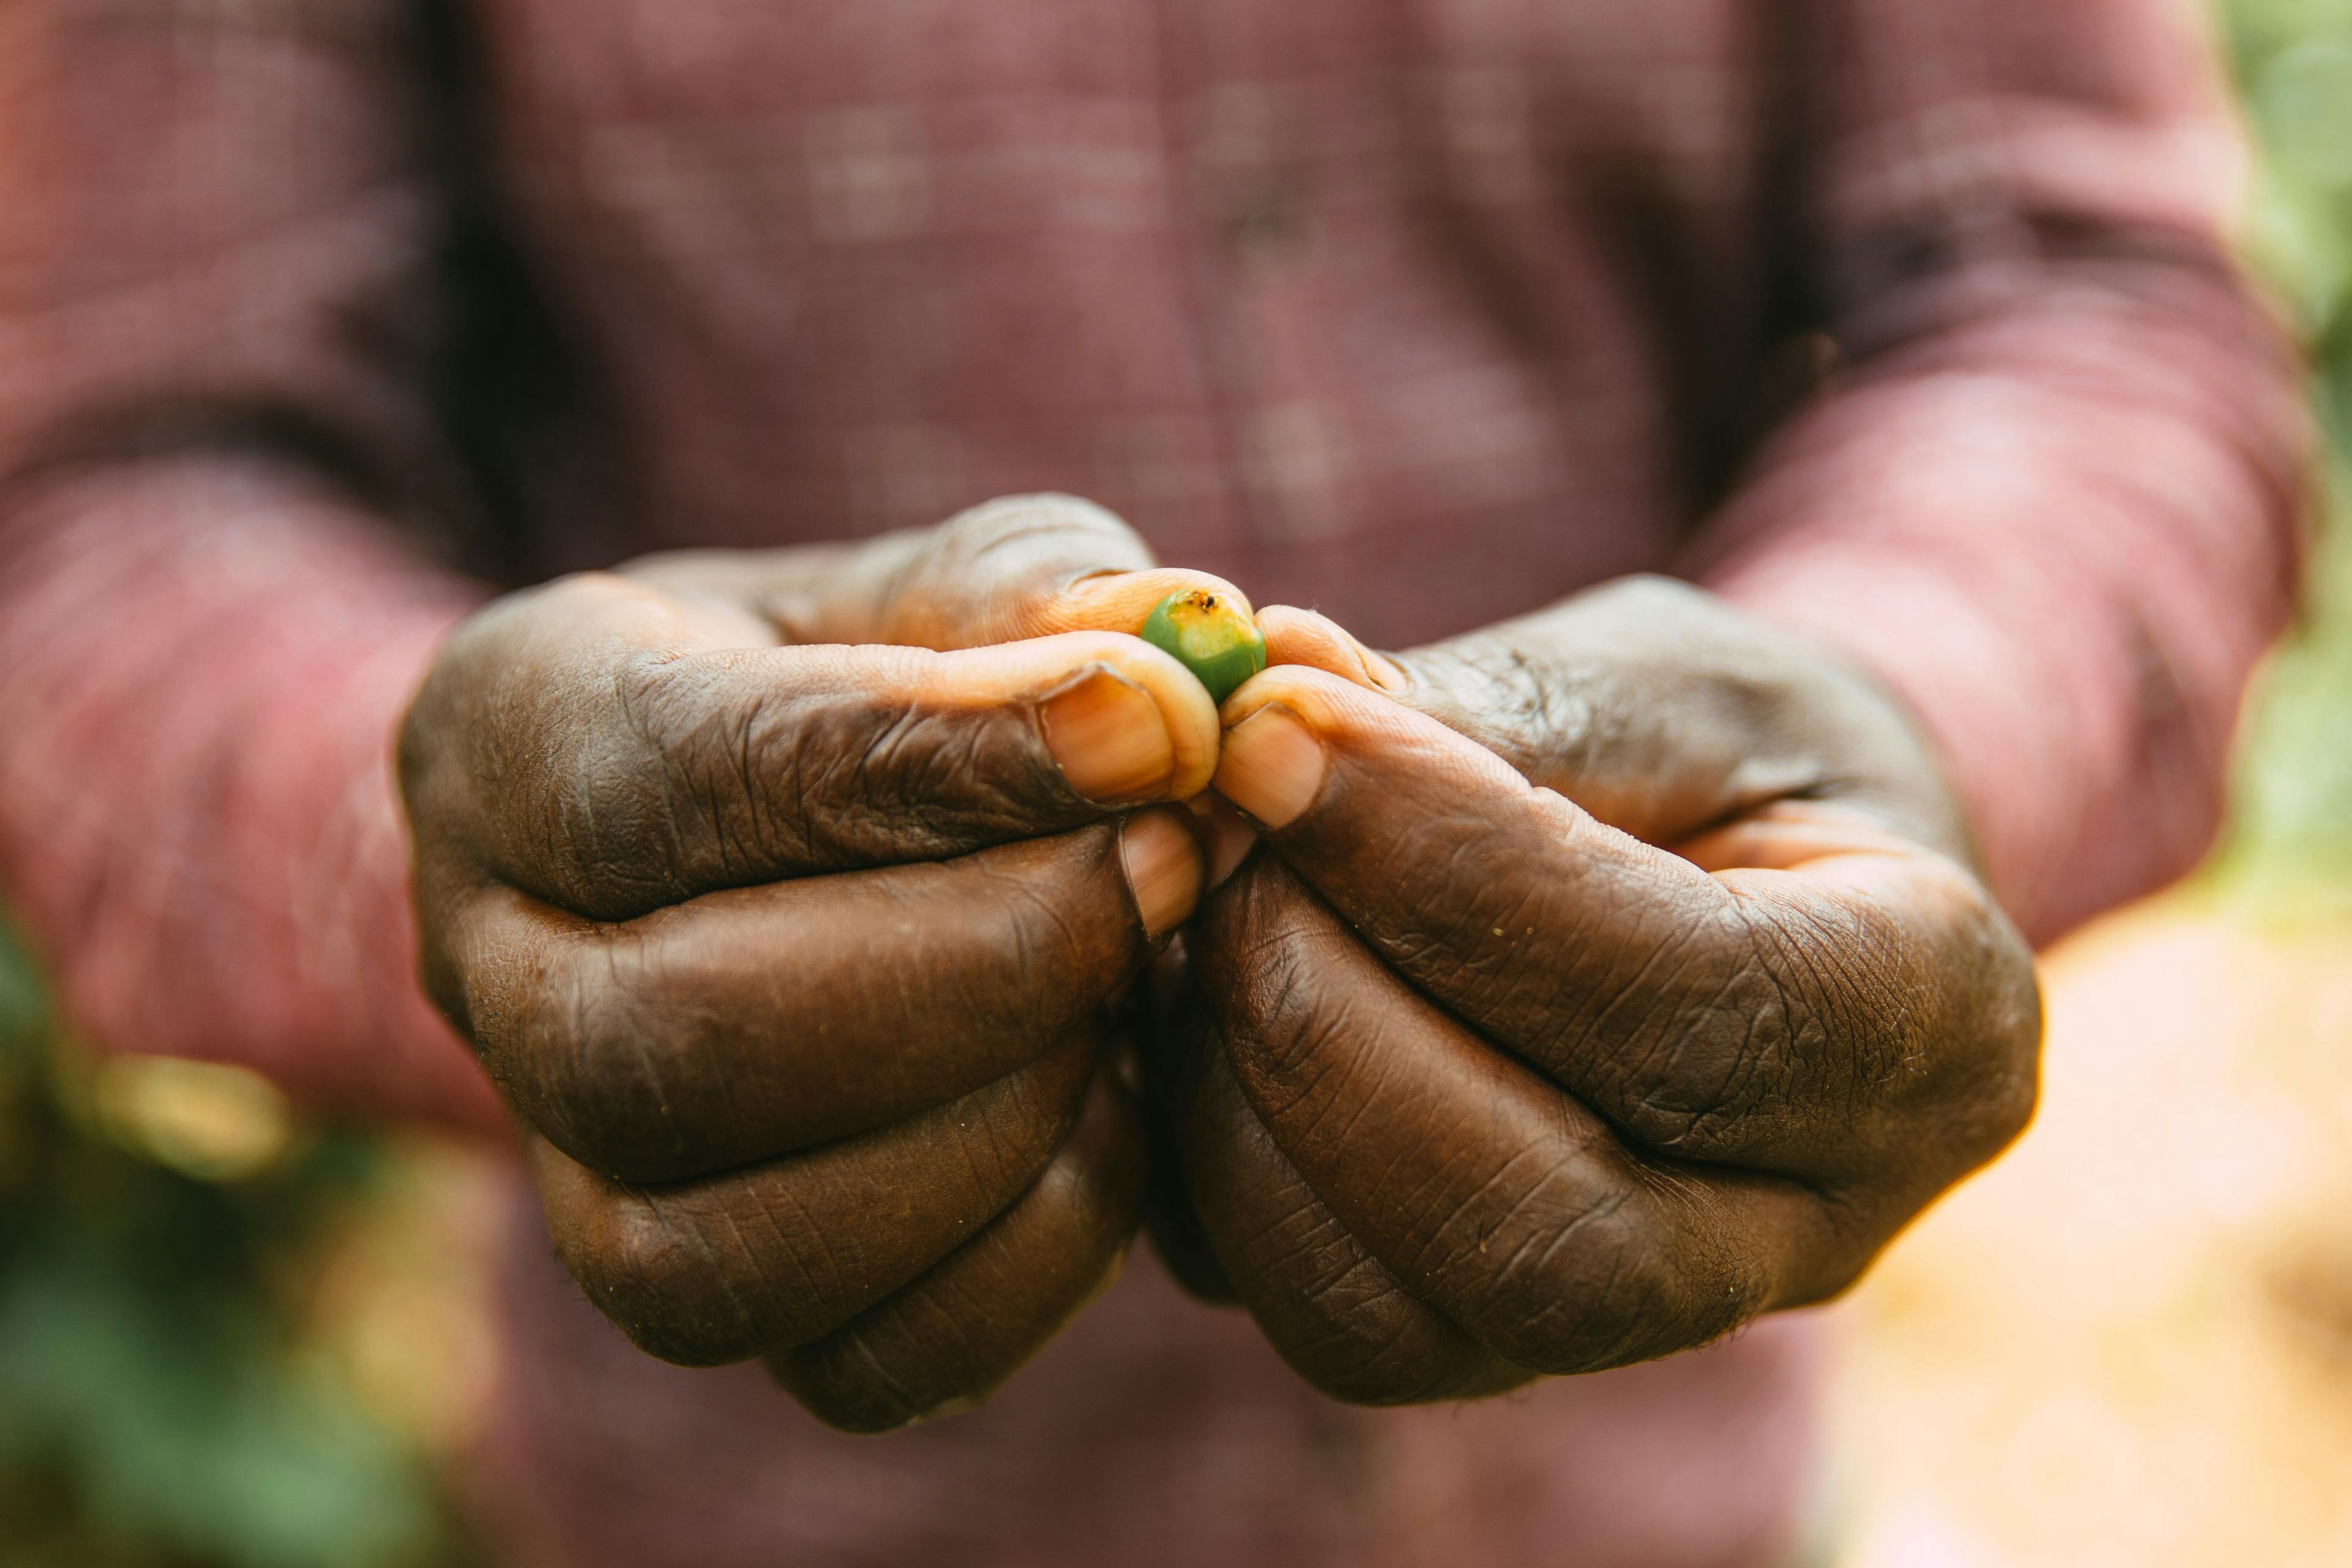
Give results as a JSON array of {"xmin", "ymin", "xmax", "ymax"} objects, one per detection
[
  {"xmin": 462, "ymin": 0, "xmax": 1785, "ymax": 645},
  {"xmin": 453, "ymin": 9, "xmax": 1819, "ymax": 1562}
]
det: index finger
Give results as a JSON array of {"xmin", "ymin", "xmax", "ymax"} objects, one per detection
[
  {"xmin": 625, "ymin": 493, "xmax": 1262, "ymax": 653},
  {"xmin": 403, "ymin": 573, "xmax": 1222, "ymax": 921},
  {"xmin": 1207, "ymin": 666, "xmax": 2038, "ymax": 1185}
]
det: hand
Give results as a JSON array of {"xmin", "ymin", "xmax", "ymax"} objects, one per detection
[
  {"xmin": 399, "ymin": 496, "xmax": 1254, "ymax": 1430},
  {"xmin": 1148, "ymin": 577, "xmax": 2041, "ymax": 1402}
]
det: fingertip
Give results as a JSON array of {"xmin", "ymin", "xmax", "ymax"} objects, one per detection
[
  {"xmin": 1121, "ymin": 807, "xmax": 1207, "ymax": 940},
  {"xmin": 1185, "ymin": 793, "xmax": 1261, "ymax": 889},
  {"xmin": 1216, "ymin": 662, "xmax": 1365, "ymax": 728},
  {"xmin": 1212, "ymin": 704, "xmax": 1329, "ymax": 831},
  {"xmin": 1256, "ymin": 606, "xmax": 1409, "ymax": 693},
  {"xmin": 1213, "ymin": 662, "xmax": 1534, "ymax": 819},
  {"xmin": 1041, "ymin": 632, "xmax": 1226, "ymax": 799},
  {"xmin": 930, "ymin": 632, "xmax": 1223, "ymax": 801},
  {"xmin": 1057, "ymin": 568, "xmax": 1257, "ymax": 639}
]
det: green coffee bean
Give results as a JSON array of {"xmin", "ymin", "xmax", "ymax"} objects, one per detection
[{"xmin": 1140, "ymin": 588, "xmax": 1268, "ymax": 704}]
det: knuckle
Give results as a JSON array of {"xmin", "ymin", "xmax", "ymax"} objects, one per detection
[
  {"xmin": 1583, "ymin": 891, "xmax": 1930, "ymax": 1166},
  {"xmin": 1572, "ymin": 905, "xmax": 1790, "ymax": 1145},
  {"xmin": 1473, "ymin": 1192, "xmax": 1690, "ymax": 1376},
  {"xmin": 771, "ymin": 1305, "xmax": 1013, "ymax": 1434},
  {"xmin": 566, "ymin": 1188, "xmax": 773, "ymax": 1368},
  {"xmin": 1222, "ymin": 1199, "xmax": 1496, "ymax": 1404},
  {"xmin": 636, "ymin": 652, "xmax": 867, "ymax": 872},
  {"xmin": 648, "ymin": 658, "xmax": 1062, "ymax": 874},
  {"xmin": 501, "ymin": 653, "xmax": 684, "ymax": 916},
  {"xmin": 1271, "ymin": 1272, "xmax": 1491, "ymax": 1406},
  {"xmin": 1921, "ymin": 890, "xmax": 2045, "ymax": 1170},
  {"xmin": 918, "ymin": 495, "xmax": 1155, "ymax": 633},
  {"xmin": 1199, "ymin": 879, "xmax": 1347, "ymax": 1077},
  {"xmin": 776, "ymin": 1346, "xmax": 958, "ymax": 1435},
  {"xmin": 510, "ymin": 937, "xmax": 697, "ymax": 1181},
  {"xmin": 939, "ymin": 492, "xmax": 1142, "ymax": 562}
]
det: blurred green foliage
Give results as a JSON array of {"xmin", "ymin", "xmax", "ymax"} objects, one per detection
[
  {"xmin": 0, "ymin": 932, "xmax": 465, "ymax": 1568},
  {"xmin": 2212, "ymin": 0, "xmax": 2352, "ymax": 910}
]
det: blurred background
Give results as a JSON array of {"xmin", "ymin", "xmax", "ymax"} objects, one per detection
[{"xmin": 2, "ymin": 2, "xmax": 2350, "ymax": 1564}]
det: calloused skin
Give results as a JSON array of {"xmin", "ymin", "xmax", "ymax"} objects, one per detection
[
  {"xmin": 398, "ymin": 493, "xmax": 2041, "ymax": 1430},
  {"xmin": 400, "ymin": 496, "xmax": 1242, "ymax": 1431},
  {"xmin": 1150, "ymin": 581, "xmax": 2042, "ymax": 1401}
]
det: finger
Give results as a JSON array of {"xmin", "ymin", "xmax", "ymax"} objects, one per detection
[
  {"xmin": 1255, "ymin": 605, "xmax": 1409, "ymax": 693},
  {"xmin": 766, "ymin": 1068, "xmax": 1145, "ymax": 1432},
  {"xmin": 1379, "ymin": 577, "xmax": 1977, "ymax": 860},
  {"xmin": 1208, "ymin": 665, "xmax": 2037, "ymax": 1181},
  {"xmin": 1182, "ymin": 793, "xmax": 1259, "ymax": 891},
  {"xmin": 1175, "ymin": 1027, "xmax": 1526, "ymax": 1403},
  {"xmin": 1123, "ymin": 943, "xmax": 1240, "ymax": 1303},
  {"xmin": 1196, "ymin": 862, "xmax": 1860, "ymax": 1374},
  {"xmin": 873, "ymin": 494, "xmax": 1255, "ymax": 649},
  {"xmin": 404, "ymin": 571, "xmax": 1221, "ymax": 921},
  {"xmin": 631, "ymin": 494, "xmax": 1259, "ymax": 652},
  {"xmin": 530, "ymin": 1028, "xmax": 1095, "ymax": 1369},
  {"xmin": 448, "ymin": 812, "xmax": 1202, "ymax": 1183}
]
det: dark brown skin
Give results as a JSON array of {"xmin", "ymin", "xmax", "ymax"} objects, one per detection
[
  {"xmin": 401, "ymin": 494, "xmax": 2040, "ymax": 1428},
  {"xmin": 399, "ymin": 496, "xmax": 1250, "ymax": 1432},
  {"xmin": 1146, "ymin": 578, "xmax": 2043, "ymax": 1401}
]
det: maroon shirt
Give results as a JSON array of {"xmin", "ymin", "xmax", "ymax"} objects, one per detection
[{"xmin": 0, "ymin": 0, "xmax": 2307, "ymax": 1562}]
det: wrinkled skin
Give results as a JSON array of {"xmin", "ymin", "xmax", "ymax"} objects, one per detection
[
  {"xmin": 399, "ymin": 494, "xmax": 2041, "ymax": 1429},
  {"xmin": 400, "ymin": 496, "xmax": 1252, "ymax": 1432},
  {"xmin": 1148, "ymin": 579, "xmax": 2043, "ymax": 1401}
]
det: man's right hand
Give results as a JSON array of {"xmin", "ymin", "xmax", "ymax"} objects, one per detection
[{"xmin": 397, "ymin": 496, "xmax": 1235, "ymax": 1431}]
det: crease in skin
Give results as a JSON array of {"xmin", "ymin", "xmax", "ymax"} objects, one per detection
[
  {"xmin": 1189, "ymin": 1053, "xmax": 1497, "ymax": 1399},
  {"xmin": 1240, "ymin": 1200, "xmax": 1364, "ymax": 1289},
  {"xmin": 698, "ymin": 1172, "xmax": 842, "ymax": 1328},
  {"xmin": 837, "ymin": 1330, "xmax": 932, "ymax": 1425},
  {"xmin": 593, "ymin": 925, "xmax": 690, "ymax": 1168},
  {"xmin": 1746, "ymin": 902, "xmax": 1899, "ymax": 1104},
  {"xmin": 1235, "ymin": 687, "xmax": 1946, "ymax": 1182},
  {"xmin": 1728, "ymin": 878, "xmax": 1923, "ymax": 1099},
  {"xmin": 1521, "ymin": 891, "xmax": 1702, "ymax": 1061},
  {"xmin": 775, "ymin": 1077, "xmax": 1140, "ymax": 1431},
  {"xmin": 1416, "ymin": 1118, "xmax": 1622, "ymax": 1306},
  {"xmin": 1505, "ymin": 1209, "xmax": 1676, "ymax": 1372},
  {"xmin": 715, "ymin": 1186, "xmax": 807, "ymax": 1335},
  {"xmin": 1184, "ymin": 595, "xmax": 2037, "ymax": 1383},
  {"xmin": 1582, "ymin": 920, "xmax": 1775, "ymax": 1147},
  {"xmin": 947, "ymin": 1082, "xmax": 1017, "ymax": 1214},
  {"xmin": 1687, "ymin": 981, "xmax": 1796, "ymax": 1145},
  {"xmin": 466, "ymin": 832, "xmax": 1129, "ymax": 1175},
  {"xmin": 590, "ymin": 1174, "xmax": 780, "ymax": 1360},
  {"xmin": 1208, "ymin": 872, "xmax": 1795, "ymax": 1373},
  {"xmin": 546, "ymin": 1042, "xmax": 1097, "ymax": 1364},
  {"xmin": 1449, "ymin": 1143, "xmax": 1557, "ymax": 1257},
  {"xmin": 1257, "ymin": 983, "xmax": 1368, "ymax": 1133},
  {"xmin": 1289, "ymin": 1260, "xmax": 1414, "ymax": 1339}
]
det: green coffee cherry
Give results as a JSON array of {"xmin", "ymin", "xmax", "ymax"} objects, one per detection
[{"xmin": 1140, "ymin": 588, "xmax": 1267, "ymax": 704}]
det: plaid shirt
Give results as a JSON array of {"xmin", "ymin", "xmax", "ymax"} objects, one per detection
[{"xmin": 0, "ymin": 0, "xmax": 2306, "ymax": 1562}]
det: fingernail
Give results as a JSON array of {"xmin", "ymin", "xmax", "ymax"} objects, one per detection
[
  {"xmin": 1121, "ymin": 808, "xmax": 1204, "ymax": 938},
  {"xmin": 1041, "ymin": 666, "xmax": 1177, "ymax": 802},
  {"xmin": 1213, "ymin": 705, "xmax": 1326, "ymax": 830},
  {"xmin": 1362, "ymin": 649, "xmax": 1410, "ymax": 693}
]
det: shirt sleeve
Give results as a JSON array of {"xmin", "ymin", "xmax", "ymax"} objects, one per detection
[
  {"xmin": 1691, "ymin": 0, "xmax": 2311, "ymax": 945},
  {"xmin": 0, "ymin": 0, "xmax": 505, "ymax": 1133}
]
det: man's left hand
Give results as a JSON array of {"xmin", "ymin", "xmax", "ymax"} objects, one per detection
[{"xmin": 1148, "ymin": 577, "xmax": 2042, "ymax": 1402}]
